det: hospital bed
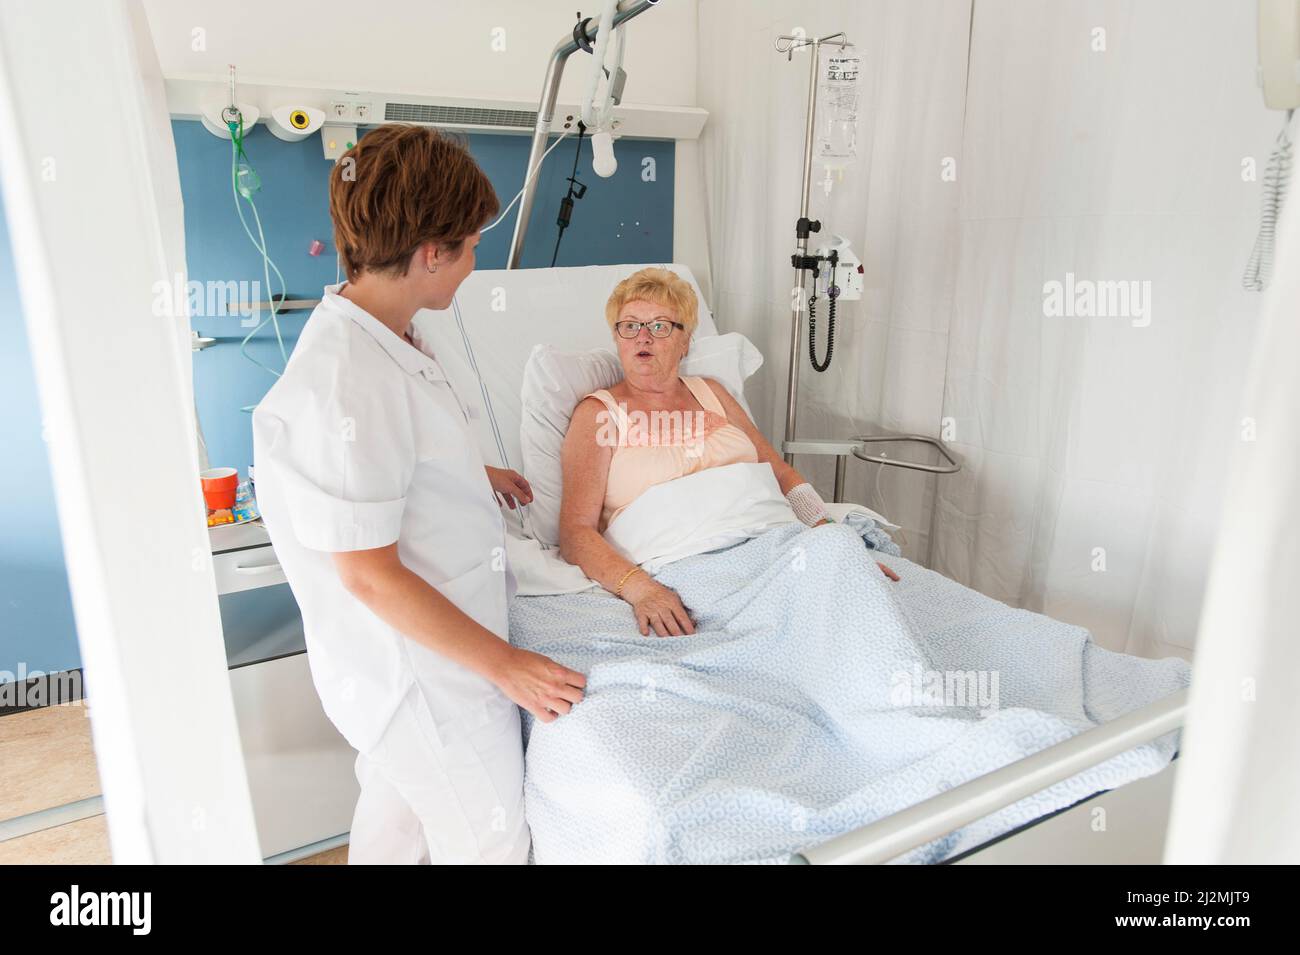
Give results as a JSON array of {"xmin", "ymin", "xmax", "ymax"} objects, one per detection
[{"xmin": 415, "ymin": 262, "xmax": 1190, "ymax": 865}]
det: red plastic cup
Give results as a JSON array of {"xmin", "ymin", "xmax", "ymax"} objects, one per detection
[{"xmin": 201, "ymin": 467, "xmax": 239, "ymax": 510}]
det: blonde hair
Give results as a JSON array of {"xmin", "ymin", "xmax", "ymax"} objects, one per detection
[{"xmin": 605, "ymin": 267, "xmax": 698, "ymax": 337}]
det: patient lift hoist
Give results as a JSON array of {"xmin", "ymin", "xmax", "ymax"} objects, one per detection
[{"xmin": 775, "ymin": 30, "xmax": 959, "ymax": 567}]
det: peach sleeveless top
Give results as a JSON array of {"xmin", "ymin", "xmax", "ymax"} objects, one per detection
[{"xmin": 584, "ymin": 376, "xmax": 759, "ymax": 532}]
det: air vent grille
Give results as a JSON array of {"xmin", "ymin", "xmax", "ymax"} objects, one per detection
[{"xmin": 384, "ymin": 102, "xmax": 537, "ymax": 128}]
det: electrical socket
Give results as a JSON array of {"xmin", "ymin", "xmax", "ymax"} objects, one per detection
[{"xmin": 327, "ymin": 100, "xmax": 373, "ymax": 122}]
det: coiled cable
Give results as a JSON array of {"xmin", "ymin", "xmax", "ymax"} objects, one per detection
[{"xmin": 1243, "ymin": 109, "xmax": 1294, "ymax": 291}]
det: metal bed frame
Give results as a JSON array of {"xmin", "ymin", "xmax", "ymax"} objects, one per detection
[{"xmin": 794, "ymin": 689, "xmax": 1188, "ymax": 863}]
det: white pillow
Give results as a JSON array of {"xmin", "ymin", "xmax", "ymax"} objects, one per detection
[
  {"xmin": 412, "ymin": 264, "xmax": 718, "ymax": 477},
  {"xmin": 520, "ymin": 332, "xmax": 764, "ymax": 547}
]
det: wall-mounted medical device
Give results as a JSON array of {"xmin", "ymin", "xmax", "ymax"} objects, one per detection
[
  {"xmin": 797, "ymin": 233, "xmax": 863, "ymax": 373},
  {"xmin": 321, "ymin": 123, "xmax": 357, "ymax": 161},
  {"xmin": 268, "ymin": 105, "xmax": 326, "ymax": 142},
  {"xmin": 812, "ymin": 234, "xmax": 864, "ymax": 301},
  {"xmin": 201, "ymin": 102, "xmax": 260, "ymax": 139}
]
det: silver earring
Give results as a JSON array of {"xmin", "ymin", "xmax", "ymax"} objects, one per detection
[{"xmin": 427, "ymin": 264, "xmax": 438, "ymax": 273}]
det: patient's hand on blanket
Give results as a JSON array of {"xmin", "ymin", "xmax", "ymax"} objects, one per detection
[
  {"xmin": 622, "ymin": 573, "xmax": 697, "ymax": 638},
  {"xmin": 813, "ymin": 518, "xmax": 899, "ymax": 582},
  {"xmin": 485, "ymin": 466, "xmax": 533, "ymax": 510}
]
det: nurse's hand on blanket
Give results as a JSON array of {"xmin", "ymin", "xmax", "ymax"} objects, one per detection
[
  {"xmin": 332, "ymin": 545, "xmax": 584, "ymax": 724},
  {"xmin": 485, "ymin": 466, "xmax": 533, "ymax": 510},
  {"xmin": 621, "ymin": 574, "xmax": 697, "ymax": 638},
  {"xmin": 491, "ymin": 647, "xmax": 588, "ymax": 723}
]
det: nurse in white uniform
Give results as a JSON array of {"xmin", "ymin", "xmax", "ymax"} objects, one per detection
[{"xmin": 252, "ymin": 123, "xmax": 586, "ymax": 864}]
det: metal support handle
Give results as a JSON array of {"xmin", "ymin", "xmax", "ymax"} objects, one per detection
[
  {"xmin": 852, "ymin": 434, "xmax": 961, "ymax": 474},
  {"xmin": 786, "ymin": 434, "xmax": 961, "ymax": 566},
  {"xmin": 782, "ymin": 439, "xmax": 866, "ymax": 504}
]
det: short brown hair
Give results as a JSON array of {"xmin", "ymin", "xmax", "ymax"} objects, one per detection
[
  {"xmin": 605, "ymin": 267, "xmax": 699, "ymax": 336},
  {"xmin": 329, "ymin": 124, "xmax": 499, "ymax": 281}
]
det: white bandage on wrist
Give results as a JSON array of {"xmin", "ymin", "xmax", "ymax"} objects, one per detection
[{"xmin": 786, "ymin": 482, "xmax": 830, "ymax": 527}]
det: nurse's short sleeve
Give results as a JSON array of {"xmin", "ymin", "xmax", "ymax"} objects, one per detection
[{"xmin": 254, "ymin": 370, "xmax": 416, "ymax": 552}]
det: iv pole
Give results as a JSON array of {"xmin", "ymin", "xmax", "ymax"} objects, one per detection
[
  {"xmin": 774, "ymin": 31, "xmax": 849, "ymax": 464},
  {"xmin": 773, "ymin": 31, "xmax": 960, "ymax": 567}
]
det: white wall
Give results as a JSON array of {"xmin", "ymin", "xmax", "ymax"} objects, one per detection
[{"xmin": 142, "ymin": 0, "xmax": 698, "ymax": 108}]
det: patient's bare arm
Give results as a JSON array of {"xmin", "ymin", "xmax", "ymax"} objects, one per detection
[
  {"xmin": 702, "ymin": 378, "xmax": 898, "ymax": 582},
  {"xmin": 558, "ymin": 397, "xmax": 697, "ymax": 637},
  {"xmin": 702, "ymin": 378, "xmax": 808, "ymax": 494}
]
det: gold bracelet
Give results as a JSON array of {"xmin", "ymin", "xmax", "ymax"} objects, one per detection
[{"xmin": 615, "ymin": 566, "xmax": 645, "ymax": 597}]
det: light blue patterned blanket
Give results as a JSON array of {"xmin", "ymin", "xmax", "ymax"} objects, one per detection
[{"xmin": 510, "ymin": 519, "xmax": 1190, "ymax": 864}]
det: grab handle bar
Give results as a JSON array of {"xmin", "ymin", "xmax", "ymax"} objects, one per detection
[
  {"xmin": 793, "ymin": 688, "xmax": 1189, "ymax": 864},
  {"xmin": 852, "ymin": 434, "xmax": 961, "ymax": 474}
]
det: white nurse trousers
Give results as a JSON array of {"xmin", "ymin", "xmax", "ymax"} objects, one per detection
[{"xmin": 347, "ymin": 684, "xmax": 530, "ymax": 865}]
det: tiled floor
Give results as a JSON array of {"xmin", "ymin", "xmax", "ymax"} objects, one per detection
[
  {"xmin": 0, "ymin": 703, "xmax": 348, "ymax": 865},
  {"xmin": 0, "ymin": 814, "xmax": 112, "ymax": 865},
  {"xmin": 293, "ymin": 845, "xmax": 348, "ymax": 865},
  {"xmin": 0, "ymin": 703, "xmax": 100, "ymax": 819}
]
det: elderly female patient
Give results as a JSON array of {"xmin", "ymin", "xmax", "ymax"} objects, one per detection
[{"xmin": 559, "ymin": 267, "xmax": 897, "ymax": 638}]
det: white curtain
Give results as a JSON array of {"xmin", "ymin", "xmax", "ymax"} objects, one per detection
[
  {"xmin": 696, "ymin": 0, "xmax": 1277, "ymax": 658},
  {"xmin": 1164, "ymin": 131, "xmax": 1300, "ymax": 861}
]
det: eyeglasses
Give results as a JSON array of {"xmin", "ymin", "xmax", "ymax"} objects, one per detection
[{"xmin": 615, "ymin": 319, "xmax": 685, "ymax": 339}]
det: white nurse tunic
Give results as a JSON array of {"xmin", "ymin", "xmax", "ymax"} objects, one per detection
[{"xmin": 252, "ymin": 283, "xmax": 527, "ymax": 864}]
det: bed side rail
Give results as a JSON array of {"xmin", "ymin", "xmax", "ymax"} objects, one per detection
[{"xmin": 792, "ymin": 688, "xmax": 1189, "ymax": 864}]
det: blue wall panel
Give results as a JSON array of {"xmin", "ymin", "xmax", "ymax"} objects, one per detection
[{"xmin": 177, "ymin": 120, "xmax": 675, "ymax": 478}]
